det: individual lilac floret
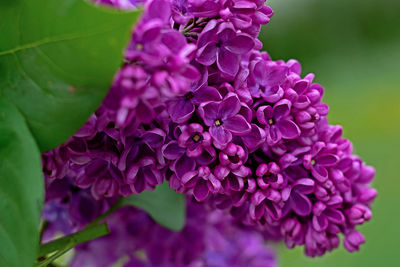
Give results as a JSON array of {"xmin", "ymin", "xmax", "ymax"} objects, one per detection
[
  {"xmin": 196, "ymin": 20, "xmax": 255, "ymax": 77},
  {"xmin": 177, "ymin": 123, "xmax": 212, "ymax": 158},
  {"xmin": 199, "ymin": 93, "xmax": 251, "ymax": 148},
  {"xmin": 167, "ymin": 85, "xmax": 222, "ymax": 123},
  {"xmin": 257, "ymin": 99, "xmax": 301, "ymax": 145},
  {"xmin": 248, "ymin": 56, "xmax": 288, "ymax": 102}
]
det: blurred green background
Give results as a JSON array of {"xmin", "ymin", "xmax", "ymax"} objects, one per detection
[{"xmin": 259, "ymin": 0, "xmax": 400, "ymax": 266}]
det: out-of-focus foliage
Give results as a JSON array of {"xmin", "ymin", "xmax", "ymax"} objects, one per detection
[
  {"xmin": 0, "ymin": 0, "xmax": 140, "ymax": 152},
  {"xmin": 261, "ymin": 0, "xmax": 400, "ymax": 266},
  {"xmin": 0, "ymin": 98, "xmax": 43, "ymax": 267}
]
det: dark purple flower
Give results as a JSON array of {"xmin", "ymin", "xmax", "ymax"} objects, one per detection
[
  {"xmin": 248, "ymin": 58, "xmax": 288, "ymax": 101},
  {"xmin": 303, "ymin": 141, "xmax": 339, "ymax": 182},
  {"xmin": 177, "ymin": 123, "xmax": 212, "ymax": 157},
  {"xmin": 167, "ymin": 86, "xmax": 221, "ymax": 123},
  {"xmin": 219, "ymin": 143, "xmax": 247, "ymax": 170},
  {"xmin": 256, "ymin": 162, "xmax": 284, "ymax": 190},
  {"xmin": 257, "ymin": 99, "xmax": 301, "ymax": 145},
  {"xmin": 196, "ymin": 20, "xmax": 255, "ymax": 76},
  {"xmin": 343, "ymin": 230, "xmax": 365, "ymax": 252},
  {"xmin": 181, "ymin": 166, "xmax": 221, "ymax": 201},
  {"xmin": 199, "ymin": 93, "xmax": 251, "ymax": 147},
  {"xmin": 282, "ymin": 178, "xmax": 315, "ymax": 217}
]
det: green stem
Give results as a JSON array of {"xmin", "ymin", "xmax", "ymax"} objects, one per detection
[
  {"xmin": 86, "ymin": 198, "xmax": 123, "ymax": 228},
  {"xmin": 36, "ymin": 241, "xmax": 75, "ymax": 267},
  {"xmin": 39, "ymin": 223, "xmax": 109, "ymax": 257},
  {"xmin": 37, "ymin": 198, "xmax": 122, "ymax": 265}
]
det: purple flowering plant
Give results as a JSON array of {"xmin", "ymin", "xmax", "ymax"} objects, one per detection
[{"xmin": 0, "ymin": 0, "xmax": 377, "ymax": 266}]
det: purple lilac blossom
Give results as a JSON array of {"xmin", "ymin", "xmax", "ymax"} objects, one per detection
[
  {"xmin": 42, "ymin": 0, "xmax": 377, "ymax": 258},
  {"xmin": 73, "ymin": 201, "xmax": 277, "ymax": 267},
  {"xmin": 42, "ymin": 182, "xmax": 276, "ymax": 267}
]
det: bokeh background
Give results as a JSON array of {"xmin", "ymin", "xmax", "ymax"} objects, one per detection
[{"xmin": 259, "ymin": 0, "xmax": 400, "ymax": 266}]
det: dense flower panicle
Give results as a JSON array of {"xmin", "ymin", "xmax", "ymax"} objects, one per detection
[{"xmin": 43, "ymin": 0, "xmax": 377, "ymax": 258}]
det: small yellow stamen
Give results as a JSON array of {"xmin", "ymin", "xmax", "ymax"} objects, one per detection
[
  {"xmin": 215, "ymin": 119, "xmax": 222, "ymax": 126},
  {"xmin": 268, "ymin": 118, "xmax": 274, "ymax": 125},
  {"xmin": 136, "ymin": 43, "xmax": 143, "ymax": 50},
  {"xmin": 192, "ymin": 134, "xmax": 201, "ymax": 142},
  {"xmin": 311, "ymin": 159, "xmax": 316, "ymax": 166}
]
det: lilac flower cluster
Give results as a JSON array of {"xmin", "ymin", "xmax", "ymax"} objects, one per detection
[
  {"xmin": 42, "ymin": 179, "xmax": 276, "ymax": 267},
  {"xmin": 72, "ymin": 202, "xmax": 276, "ymax": 267},
  {"xmin": 42, "ymin": 0, "xmax": 377, "ymax": 258}
]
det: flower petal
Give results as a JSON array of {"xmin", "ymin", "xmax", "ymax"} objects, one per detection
[
  {"xmin": 311, "ymin": 165, "xmax": 329, "ymax": 182},
  {"xmin": 193, "ymin": 179, "xmax": 210, "ymax": 202},
  {"xmin": 167, "ymin": 98, "xmax": 195, "ymax": 123},
  {"xmin": 192, "ymin": 86, "xmax": 222, "ymax": 104},
  {"xmin": 198, "ymin": 101, "xmax": 219, "ymax": 126},
  {"xmin": 210, "ymin": 125, "xmax": 232, "ymax": 146},
  {"xmin": 224, "ymin": 115, "xmax": 251, "ymax": 135},
  {"xmin": 316, "ymin": 154, "xmax": 339, "ymax": 166},
  {"xmin": 218, "ymin": 93, "xmax": 241, "ymax": 119},
  {"xmin": 225, "ymin": 34, "xmax": 255, "ymax": 54},
  {"xmin": 277, "ymin": 119, "xmax": 301, "ymax": 139},
  {"xmin": 173, "ymin": 155, "xmax": 196, "ymax": 178},
  {"xmin": 196, "ymin": 42, "xmax": 217, "ymax": 66},
  {"xmin": 291, "ymin": 192, "xmax": 312, "ymax": 216},
  {"xmin": 217, "ymin": 48, "xmax": 239, "ymax": 76}
]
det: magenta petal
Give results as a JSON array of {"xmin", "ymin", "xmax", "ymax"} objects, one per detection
[
  {"xmin": 141, "ymin": 129, "xmax": 165, "ymax": 148},
  {"xmin": 167, "ymin": 99, "xmax": 195, "ymax": 123},
  {"xmin": 250, "ymin": 203, "xmax": 265, "ymax": 220},
  {"xmin": 224, "ymin": 115, "xmax": 251, "ymax": 135},
  {"xmin": 196, "ymin": 42, "xmax": 217, "ymax": 66},
  {"xmin": 193, "ymin": 179, "xmax": 209, "ymax": 201},
  {"xmin": 262, "ymin": 86, "xmax": 284, "ymax": 103},
  {"xmin": 273, "ymin": 99, "xmax": 291, "ymax": 119},
  {"xmin": 325, "ymin": 209, "xmax": 345, "ymax": 224},
  {"xmin": 199, "ymin": 101, "xmax": 219, "ymax": 126},
  {"xmin": 210, "ymin": 125, "xmax": 232, "ymax": 146},
  {"xmin": 147, "ymin": 0, "xmax": 171, "ymax": 22},
  {"xmin": 219, "ymin": 93, "xmax": 241, "ymax": 119},
  {"xmin": 225, "ymin": 34, "xmax": 255, "ymax": 54},
  {"xmin": 85, "ymin": 159, "xmax": 108, "ymax": 178},
  {"xmin": 242, "ymin": 124, "xmax": 266, "ymax": 150},
  {"xmin": 291, "ymin": 192, "xmax": 312, "ymax": 216},
  {"xmin": 312, "ymin": 214, "xmax": 329, "ymax": 232},
  {"xmin": 162, "ymin": 141, "xmax": 185, "ymax": 160},
  {"xmin": 181, "ymin": 65, "xmax": 200, "ymax": 80},
  {"xmin": 181, "ymin": 170, "xmax": 198, "ymax": 185},
  {"xmin": 293, "ymin": 178, "xmax": 315, "ymax": 194},
  {"xmin": 193, "ymin": 86, "xmax": 222, "ymax": 104},
  {"xmin": 174, "ymin": 155, "xmax": 196, "ymax": 178},
  {"xmin": 256, "ymin": 105, "xmax": 273, "ymax": 125},
  {"xmin": 135, "ymin": 100, "xmax": 155, "ymax": 123},
  {"xmin": 141, "ymin": 20, "xmax": 162, "ymax": 43},
  {"xmin": 277, "ymin": 120, "xmax": 301, "ymax": 139},
  {"xmin": 267, "ymin": 124, "xmax": 281, "ymax": 144},
  {"xmin": 217, "ymin": 22, "xmax": 236, "ymax": 41},
  {"xmin": 131, "ymin": 173, "xmax": 145, "ymax": 194},
  {"xmin": 311, "ymin": 165, "xmax": 329, "ymax": 182},
  {"xmin": 217, "ymin": 48, "xmax": 239, "ymax": 76},
  {"xmin": 316, "ymin": 154, "xmax": 339, "ymax": 166}
]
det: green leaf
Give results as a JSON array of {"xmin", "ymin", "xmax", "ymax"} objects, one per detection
[
  {"xmin": 0, "ymin": 97, "xmax": 44, "ymax": 267},
  {"xmin": 124, "ymin": 182, "xmax": 186, "ymax": 231},
  {"xmin": 0, "ymin": 0, "xmax": 141, "ymax": 152}
]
